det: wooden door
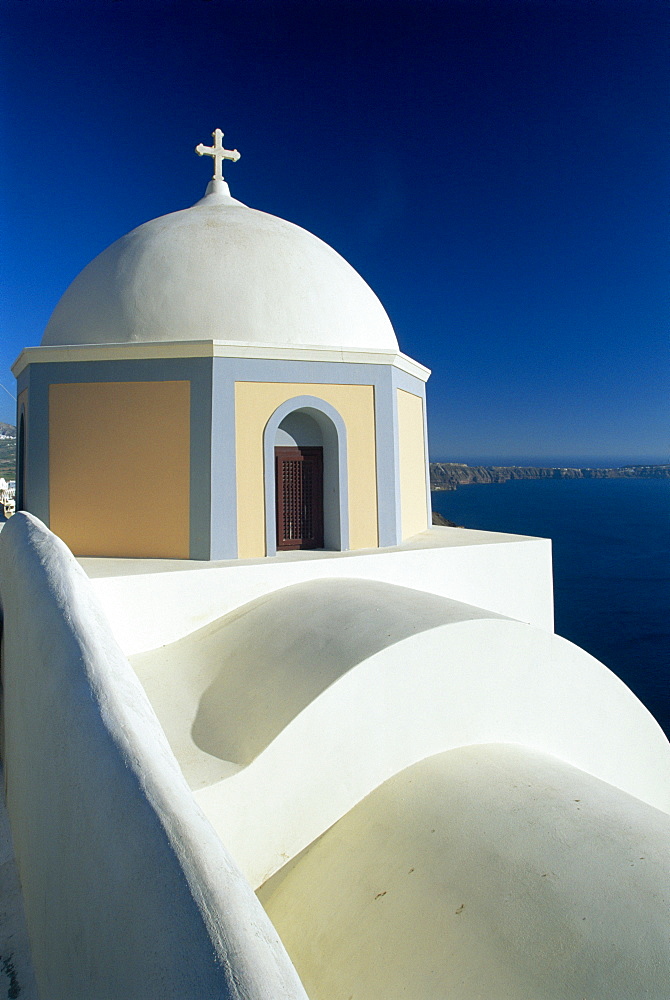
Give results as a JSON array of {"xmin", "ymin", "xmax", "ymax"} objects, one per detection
[{"xmin": 275, "ymin": 446, "xmax": 324, "ymax": 550}]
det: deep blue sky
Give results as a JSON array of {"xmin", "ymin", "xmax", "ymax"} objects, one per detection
[{"xmin": 1, "ymin": 0, "xmax": 667, "ymax": 464}]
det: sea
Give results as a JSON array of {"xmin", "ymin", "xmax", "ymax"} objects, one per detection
[{"xmin": 432, "ymin": 476, "xmax": 670, "ymax": 737}]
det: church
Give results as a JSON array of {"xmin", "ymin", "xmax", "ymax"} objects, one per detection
[
  {"xmin": 14, "ymin": 128, "xmax": 429, "ymax": 561},
  {"xmin": 1, "ymin": 131, "xmax": 668, "ymax": 1000}
]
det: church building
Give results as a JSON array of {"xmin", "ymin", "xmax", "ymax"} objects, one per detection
[{"xmin": 14, "ymin": 129, "xmax": 430, "ymax": 560}]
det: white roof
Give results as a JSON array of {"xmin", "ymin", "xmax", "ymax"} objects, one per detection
[{"xmin": 42, "ymin": 187, "xmax": 399, "ymax": 352}]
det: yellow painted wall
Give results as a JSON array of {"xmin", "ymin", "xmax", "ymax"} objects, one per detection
[
  {"xmin": 235, "ymin": 382, "xmax": 378, "ymax": 558},
  {"xmin": 397, "ymin": 388, "xmax": 428, "ymax": 540},
  {"xmin": 49, "ymin": 381, "xmax": 190, "ymax": 558}
]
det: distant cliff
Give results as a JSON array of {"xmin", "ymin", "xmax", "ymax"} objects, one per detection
[
  {"xmin": 430, "ymin": 463, "xmax": 670, "ymax": 491},
  {"xmin": 431, "ymin": 511, "xmax": 459, "ymax": 527}
]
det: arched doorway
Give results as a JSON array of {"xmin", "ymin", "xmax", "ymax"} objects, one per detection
[
  {"xmin": 275, "ymin": 412, "xmax": 324, "ymax": 550},
  {"xmin": 263, "ymin": 396, "xmax": 349, "ymax": 556}
]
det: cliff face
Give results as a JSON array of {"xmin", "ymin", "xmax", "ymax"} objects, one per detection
[
  {"xmin": 430, "ymin": 463, "xmax": 670, "ymax": 490},
  {"xmin": 431, "ymin": 511, "xmax": 459, "ymax": 527}
]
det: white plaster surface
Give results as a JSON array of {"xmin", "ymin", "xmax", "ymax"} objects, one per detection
[
  {"xmin": 130, "ymin": 580, "xmax": 502, "ymax": 783},
  {"xmin": 42, "ymin": 189, "xmax": 399, "ymax": 352},
  {"xmin": 12, "ymin": 341, "xmax": 430, "ymax": 381},
  {"xmin": 4, "ymin": 514, "xmax": 669, "ymax": 995},
  {"xmin": 258, "ymin": 744, "xmax": 670, "ymax": 1000},
  {"xmin": 0, "ymin": 768, "xmax": 39, "ymax": 1000},
  {"xmin": 83, "ymin": 526, "xmax": 556, "ymax": 656},
  {"xmin": 128, "ymin": 577, "xmax": 670, "ymax": 888},
  {"xmin": 0, "ymin": 513, "xmax": 308, "ymax": 1000}
]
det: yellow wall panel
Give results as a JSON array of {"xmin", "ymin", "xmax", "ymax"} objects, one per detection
[
  {"xmin": 235, "ymin": 382, "xmax": 378, "ymax": 558},
  {"xmin": 49, "ymin": 381, "xmax": 190, "ymax": 558},
  {"xmin": 397, "ymin": 388, "xmax": 428, "ymax": 540}
]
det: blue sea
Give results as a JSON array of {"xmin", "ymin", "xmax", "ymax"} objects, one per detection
[{"xmin": 432, "ymin": 477, "xmax": 670, "ymax": 737}]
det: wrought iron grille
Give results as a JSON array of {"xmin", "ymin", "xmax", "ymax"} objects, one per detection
[{"xmin": 275, "ymin": 447, "xmax": 324, "ymax": 550}]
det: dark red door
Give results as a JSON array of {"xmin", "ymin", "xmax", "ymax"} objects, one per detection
[{"xmin": 275, "ymin": 446, "xmax": 324, "ymax": 550}]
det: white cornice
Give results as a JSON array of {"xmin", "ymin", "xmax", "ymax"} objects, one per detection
[{"xmin": 12, "ymin": 340, "xmax": 431, "ymax": 381}]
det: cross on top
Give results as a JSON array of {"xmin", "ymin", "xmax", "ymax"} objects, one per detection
[{"xmin": 195, "ymin": 129, "xmax": 241, "ymax": 182}]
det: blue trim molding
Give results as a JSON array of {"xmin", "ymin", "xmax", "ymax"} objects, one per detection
[
  {"xmin": 374, "ymin": 367, "xmax": 401, "ymax": 547},
  {"xmin": 210, "ymin": 358, "xmax": 238, "ymax": 560}
]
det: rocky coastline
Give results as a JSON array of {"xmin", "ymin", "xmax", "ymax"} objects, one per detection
[{"xmin": 430, "ymin": 462, "xmax": 670, "ymax": 491}]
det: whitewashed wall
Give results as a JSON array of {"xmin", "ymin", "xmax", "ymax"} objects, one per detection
[
  {"xmin": 84, "ymin": 527, "xmax": 555, "ymax": 657},
  {"xmin": 0, "ymin": 513, "xmax": 308, "ymax": 1000}
]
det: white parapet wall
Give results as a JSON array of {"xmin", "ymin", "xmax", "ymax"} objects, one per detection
[
  {"xmin": 82, "ymin": 526, "xmax": 555, "ymax": 657},
  {"xmin": 0, "ymin": 513, "xmax": 308, "ymax": 1000}
]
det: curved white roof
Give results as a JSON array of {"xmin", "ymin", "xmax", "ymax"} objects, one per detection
[{"xmin": 42, "ymin": 188, "xmax": 399, "ymax": 351}]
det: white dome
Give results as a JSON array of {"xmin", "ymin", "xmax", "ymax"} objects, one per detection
[{"xmin": 42, "ymin": 190, "xmax": 399, "ymax": 351}]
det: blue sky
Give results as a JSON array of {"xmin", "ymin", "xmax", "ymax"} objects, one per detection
[{"xmin": 1, "ymin": 0, "xmax": 667, "ymax": 464}]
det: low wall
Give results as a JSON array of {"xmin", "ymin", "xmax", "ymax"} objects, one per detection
[
  {"xmin": 83, "ymin": 527, "xmax": 554, "ymax": 656},
  {"xmin": 0, "ymin": 513, "xmax": 308, "ymax": 1000}
]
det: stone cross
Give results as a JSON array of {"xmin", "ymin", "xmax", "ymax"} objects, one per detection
[{"xmin": 195, "ymin": 129, "xmax": 241, "ymax": 182}]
